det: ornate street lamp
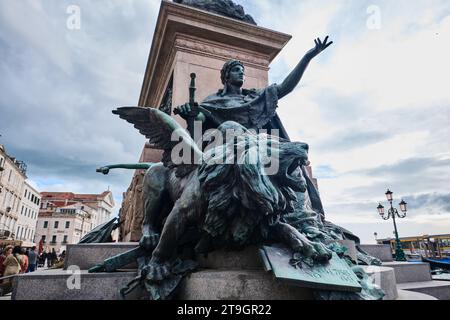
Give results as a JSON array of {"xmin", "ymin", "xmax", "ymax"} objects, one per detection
[{"xmin": 377, "ymin": 189, "xmax": 408, "ymax": 261}]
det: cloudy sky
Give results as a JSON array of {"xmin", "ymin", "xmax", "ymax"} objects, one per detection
[{"xmin": 1, "ymin": 0, "xmax": 449, "ymax": 243}]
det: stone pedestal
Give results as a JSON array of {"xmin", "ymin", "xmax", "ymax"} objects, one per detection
[
  {"xmin": 13, "ymin": 242, "xmax": 449, "ymax": 300},
  {"xmin": 12, "ymin": 270, "xmax": 141, "ymax": 300},
  {"xmin": 139, "ymin": 0, "xmax": 291, "ymax": 109},
  {"xmin": 181, "ymin": 246, "xmax": 314, "ymax": 300},
  {"xmin": 177, "ymin": 270, "xmax": 313, "ymax": 300},
  {"xmin": 64, "ymin": 243, "xmax": 138, "ymax": 270},
  {"xmin": 359, "ymin": 244, "xmax": 393, "ymax": 262},
  {"xmin": 360, "ymin": 265, "xmax": 398, "ymax": 300}
]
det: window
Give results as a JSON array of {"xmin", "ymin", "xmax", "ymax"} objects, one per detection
[
  {"xmin": 65, "ymin": 221, "xmax": 70, "ymax": 229},
  {"xmin": 42, "ymin": 235, "xmax": 46, "ymax": 243},
  {"xmin": 43, "ymin": 221, "xmax": 48, "ymax": 228},
  {"xmin": 24, "ymin": 190, "xmax": 27, "ymax": 198},
  {"xmin": 21, "ymin": 206, "xmax": 24, "ymax": 215},
  {"xmin": 51, "ymin": 235, "xmax": 57, "ymax": 243},
  {"xmin": 60, "ymin": 209, "xmax": 76, "ymax": 214},
  {"xmin": 63, "ymin": 235, "xmax": 68, "ymax": 243},
  {"xmin": 54, "ymin": 221, "xmax": 59, "ymax": 229}
]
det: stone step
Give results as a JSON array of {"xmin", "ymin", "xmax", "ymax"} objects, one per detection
[
  {"xmin": 359, "ymin": 244, "xmax": 393, "ymax": 262},
  {"xmin": 12, "ymin": 268, "xmax": 313, "ymax": 300},
  {"xmin": 396, "ymin": 289, "xmax": 438, "ymax": 300},
  {"xmin": 13, "ymin": 266, "xmax": 407, "ymax": 300},
  {"xmin": 12, "ymin": 269, "xmax": 141, "ymax": 300},
  {"xmin": 360, "ymin": 265, "xmax": 398, "ymax": 300},
  {"xmin": 196, "ymin": 246, "xmax": 264, "ymax": 270},
  {"xmin": 382, "ymin": 262, "xmax": 432, "ymax": 283},
  {"xmin": 65, "ymin": 243, "xmax": 266, "ymax": 271},
  {"xmin": 64, "ymin": 243, "xmax": 139, "ymax": 270},
  {"xmin": 398, "ymin": 281, "xmax": 450, "ymax": 300}
]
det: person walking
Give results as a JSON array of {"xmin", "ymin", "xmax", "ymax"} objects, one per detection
[
  {"xmin": 20, "ymin": 247, "xmax": 28, "ymax": 273},
  {"xmin": 0, "ymin": 247, "xmax": 7, "ymax": 280},
  {"xmin": 27, "ymin": 246, "xmax": 38, "ymax": 273},
  {"xmin": 50, "ymin": 248, "xmax": 57, "ymax": 267},
  {"xmin": 1, "ymin": 246, "xmax": 25, "ymax": 295},
  {"xmin": 45, "ymin": 250, "xmax": 51, "ymax": 268}
]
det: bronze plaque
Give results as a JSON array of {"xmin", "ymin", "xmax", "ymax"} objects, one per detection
[{"xmin": 261, "ymin": 245, "xmax": 362, "ymax": 292}]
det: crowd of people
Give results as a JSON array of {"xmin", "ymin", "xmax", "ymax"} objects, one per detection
[{"xmin": 0, "ymin": 245, "xmax": 66, "ymax": 296}]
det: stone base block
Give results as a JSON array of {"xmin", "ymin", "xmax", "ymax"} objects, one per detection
[
  {"xmin": 396, "ymin": 289, "xmax": 438, "ymax": 300},
  {"xmin": 382, "ymin": 262, "xmax": 432, "ymax": 283},
  {"xmin": 64, "ymin": 243, "xmax": 139, "ymax": 270},
  {"xmin": 196, "ymin": 246, "xmax": 263, "ymax": 270},
  {"xmin": 398, "ymin": 281, "xmax": 450, "ymax": 300},
  {"xmin": 361, "ymin": 265, "xmax": 398, "ymax": 300},
  {"xmin": 359, "ymin": 244, "xmax": 393, "ymax": 262},
  {"xmin": 12, "ymin": 269, "xmax": 140, "ymax": 300},
  {"xmin": 64, "ymin": 243, "xmax": 266, "ymax": 272},
  {"xmin": 177, "ymin": 270, "xmax": 313, "ymax": 300}
]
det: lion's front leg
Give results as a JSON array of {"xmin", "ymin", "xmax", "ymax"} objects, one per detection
[
  {"xmin": 140, "ymin": 164, "xmax": 171, "ymax": 252},
  {"xmin": 145, "ymin": 183, "xmax": 201, "ymax": 282},
  {"xmin": 272, "ymin": 222, "xmax": 332, "ymax": 263}
]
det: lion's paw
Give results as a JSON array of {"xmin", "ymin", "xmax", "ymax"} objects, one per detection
[
  {"xmin": 291, "ymin": 233, "xmax": 332, "ymax": 263},
  {"xmin": 141, "ymin": 260, "xmax": 171, "ymax": 282},
  {"xmin": 139, "ymin": 232, "xmax": 160, "ymax": 252},
  {"xmin": 311, "ymin": 241, "xmax": 333, "ymax": 263}
]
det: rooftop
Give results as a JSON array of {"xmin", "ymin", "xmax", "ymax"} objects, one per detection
[{"xmin": 41, "ymin": 191, "xmax": 111, "ymax": 202}]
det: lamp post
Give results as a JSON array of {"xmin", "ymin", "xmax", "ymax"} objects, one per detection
[{"xmin": 377, "ymin": 189, "xmax": 408, "ymax": 261}]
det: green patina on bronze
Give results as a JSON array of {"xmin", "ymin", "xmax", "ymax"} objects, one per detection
[
  {"xmin": 262, "ymin": 246, "xmax": 361, "ymax": 292},
  {"xmin": 88, "ymin": 34, "xmax": 385, "ymax": 300}
]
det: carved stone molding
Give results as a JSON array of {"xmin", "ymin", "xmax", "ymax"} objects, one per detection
[{"xmin": 174, "ymin": 35, "xmax": 270, "ymax": 69}]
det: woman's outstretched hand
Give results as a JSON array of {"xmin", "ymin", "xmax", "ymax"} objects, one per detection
[{"xmin": 308, "ymin": 36, "xmax": 333, "ymax": 58}]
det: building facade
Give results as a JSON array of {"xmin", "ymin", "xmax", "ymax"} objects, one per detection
[
  {"xmin": 0, "ymin": 144, "xmax": 27, "ymax": 243},
  {"xmin": 36, "ymin": 202, "xmax": 96, "ymax": 252},
  {"xmin": 36, "ymin": 191, "xmax": 115, "ymax": 252},
  {"xmin": 377, "ymin": 233, "xmax": 450, "ymax": 259},
  {"xmin": 15, "ymin": 181, "xmax": 41, "ymax": 247}
]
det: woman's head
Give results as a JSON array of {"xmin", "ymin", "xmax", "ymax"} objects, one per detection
[
  {"xmin": 5, "ymin": 245, "xmax": 13, "ymax": 255},
  {"xmin": 221, "ymin": 59, "xmax": 245, "ymax": 86}
]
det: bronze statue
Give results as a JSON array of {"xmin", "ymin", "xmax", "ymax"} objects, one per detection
[
  {"xmin": 134, "ymin": 36, "xmax": 333, "ymax": 273},
  {"xmin": 92, "ymin": 36, "xmax": 384, "ymax": 300},
  {"xmin": 175, "ymin": 37, "xmax": 332, "ymax": 218},
  {"xmin": 173, "ymin": 0, "xmax": 257, "ymax": 25}
]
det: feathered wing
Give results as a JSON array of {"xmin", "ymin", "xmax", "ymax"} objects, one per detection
[{"xmin": 113, "ymin": 107, "xmax": 203, "ymax": 169}]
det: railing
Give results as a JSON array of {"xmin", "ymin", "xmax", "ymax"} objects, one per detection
[{"xmin": 0, "ymin": 274, "xmax": 18, "ymax": 281}]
